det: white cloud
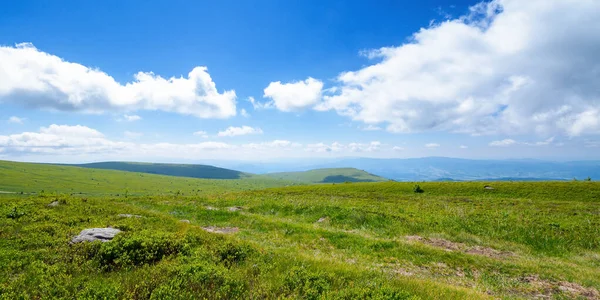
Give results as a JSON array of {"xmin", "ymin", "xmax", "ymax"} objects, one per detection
[
  {"xmin": 0, "ymin": 43, "xmax": 236, "ymax": 118},
  {"xmin": 263, "ymin": 77, "xmax": 323, "ymax": 112},
  {"xmin": 425, "ymin": 143, "xmax": 440, "ymax": 148},
  {"xmin": 361, "ymin": 124, "xmax": 382, "ymax": 131},
  {"xmin": 217, "ymin": 126, "xmax": 263, "ymax": 137},
  {"xmin": 348, "ymin": 141, "xmax": 381, "ymax": 152},
  {"xmin": 193, "ymin": 131, "xmax": 209, "ymax": 138},
  {"xmin": 242, "ymin": 140, "xmax": 301, "ymax": 150},
  {"xmin": 489, "ymin": 139, "xmax": 516, "ymax": 147},
  {"xmin": 247, "ymin": 96, "xmax": 272, "ymax": 110},
  {"xmin": 240, "ymin": 109, "xmax": 250, "ymax": 117},
  {"xmin": 393, "ymin": 146, "xmax": 404, "ymax": 151},
  {"xmin": 8, "ymin": 116, "xmax": 25, "ymax": 124},
  {"xmin": 459, "ymin": 145, "xmax": 468, "ymax": 149},
  {"xmin": 124, "ymin": 131, "xmax": 143, "ymax": 139},
  {"xmin": 305, "ymin": 142, "xmax": 344, "ymax": 153},
  {"xmin": 296, "ymin": 1, "xmax": 600, "ymax": 136},
  {"xmin": 123, "ymin": 114, "xmax": 142, "ymax": 122},
  {"xmin": 40, "ymin": 124, "xmax": 104, "ymax": 138}
]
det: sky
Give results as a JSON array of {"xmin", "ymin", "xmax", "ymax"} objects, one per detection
[{"xmin": 1, "ymin": 0, "xmax": 600, "ymax": 163}]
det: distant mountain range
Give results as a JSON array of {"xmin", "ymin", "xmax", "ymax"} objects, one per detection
[
  {"xmin": 66, "ymin": 162, "xmax": 384, "ymax": 183},
  {"xmin": 202, "ymin": 157, "xmax": 600, "ymax": 181}
]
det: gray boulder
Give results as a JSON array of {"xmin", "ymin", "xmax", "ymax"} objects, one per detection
[{"xmin": 71, "ymin": 228, "xmax": 121, "ymax": 243}]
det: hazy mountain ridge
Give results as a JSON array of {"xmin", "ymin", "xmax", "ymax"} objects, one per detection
[{"xmin": 204, "ymin": 157, "xmax": 600, "ymax": 181}]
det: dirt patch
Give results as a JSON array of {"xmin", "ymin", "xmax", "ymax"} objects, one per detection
[
  {"xmin": 405, "ymin": 235, "xmax": 514, "ymax": 258},
  {"xmin": 228, "ymin": 206, "xmax": 243, "ymax": 212},
  {"xmin": 0, "ymin": 191, "xmax": 16, "ymax": 194},
  {"xmin": 201, "ymin": 226, "xmax": 239, "ymax": 234},
  {"xmin": 521, "ymin": 275, "xmax": 599, "ymax": 299},
  {"xmin": 205, "ymin": 206, "xmax": 219, "ymax": 211}
]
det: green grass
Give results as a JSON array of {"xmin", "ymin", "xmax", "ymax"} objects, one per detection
[
  {"xmin": 1, "ymin": 161, "xmax": 599, "ymax": 299},
  {"xmin": 0, "ymin": 160, "xmax": 294, "ymax": 196},
  {"xmin": 264, "ymin": 167, "xmax": 387, "ymax": 183},
  {"xmin": 70, "ymin": 161, "xmax": 252, "ymax": 179}
]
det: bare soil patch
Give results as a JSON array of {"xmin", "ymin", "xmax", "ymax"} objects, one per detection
[
  {"xmin": 405, "ymin": 235, "xmax": 514, "ymax": 258},
  {"xmin": 522, "ymin": 275, "xmax": 599, "ymax": 299},
  {"xmin": 201, "ymin": 226, "xmax": 239, "ymax": 234}
]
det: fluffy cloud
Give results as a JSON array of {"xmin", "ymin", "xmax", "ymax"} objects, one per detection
[
  {"xmin": 240, "ymin": 109, "xmax": 250, "ymax": 117},
  {"xmin": 217, "ymin": 126, "xmax": 263, "ymax": 137},
  {"xmin": 263, "ymin": 78, "xmax": 323, "ymax": 112},
  {"xmin": 425, "ymin": 143, "xmax": 440, "ymax": 148},
  {"xmin": 0, "ymin": 43, "xmax": 236, "ymax": 118},
  {"xmin": 348, "ymin": 141, "xmax": 381, "ymax": 152},
  {"xmin": 286, "ymin": 1, "xmax": 600, "ymax": 136},
  {"xmin": 123, "ymin": 114, "xmax": 142, "ymax": 122},
  {"xmin": 0, "ymin": 125, "xmax": 413, "ymax": 160},
  {"xmin": 489, "ymin": 139, "xmax": 516, "ymax": 147},
  {"xmin": 193, "ymin": 131, "xmax": 209, "ymax": 138},
  {"xmin": 7, "ymin": 116, "xmax": 25, "ymax": 124},
  {"xmin": 490, "ymin": 137, "xmax": 557, "ymax": 147}
]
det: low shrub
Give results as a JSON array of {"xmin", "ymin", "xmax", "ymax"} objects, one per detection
[{"xmin": 413, "ymin": 184, "xmax": 424, "ymax": 193}]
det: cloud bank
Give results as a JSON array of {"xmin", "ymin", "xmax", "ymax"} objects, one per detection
[
  {"xmin": 267, "ymin": 0, "xmax": 600, "ymax": 136},
  {"xmin": 0, "ymin": 43, "xmax": 237, "ymax": 118}
]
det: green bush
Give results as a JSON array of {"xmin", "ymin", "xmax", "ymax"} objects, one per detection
[
  {"xmin": 284, "ymin": 266, "xmax": 331, "ymax": 300},
  {"xmin": 216, "ymin": 242, "xmax": 252, "ymax": 267},
  {"xmin": 413, "ymin": 184, "xmax": 424, "ymax": 193},
  {"xmin": 81, "ymin": 232, "xmax": 188, "ymax": 270},
  {"xmin": 329, "ymin": 286, "xmax": 419, "ymax": 299}
]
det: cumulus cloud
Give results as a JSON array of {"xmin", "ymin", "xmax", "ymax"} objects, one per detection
[
  {"xmin": 247, "ymin": 96, "xmax": 272, "ymax": 110},
  {"xmin": 0, "ymin": 43, "xmax": 237, "ymax": 118},
  {"xmin": 217, "ymin": 126, "xmax": 263, "ymax": 137},
  {"xmin": 348, "ymin": 141, "xmax": 381, "ymax": 152},
  {"xmin": 305, "ymin": 142, "xmax": 344, "ymax": 153},
  {"xmin": 193, "ymin": 131, "xmax": 209, "ymax": 138},
  {"xmin": 288, "ymin": 1, "xmax": 600, "ymax": 136},
  {"xmin": 7, "ymin": 116, "xmax": 25, "ymax": 124},
  {"xmin": 489, "ymin": 139, "xmax": 516, "ymax": 147},
  {"xmin": 263, "ymin": 77, "xmax": 323, "ymax": 112},
  {"xmin": 123, "ymin": 114, "xmax": 142, "ymax": 122},
  {"xmin": 361, "ymin": 125, "xmax": 382, "ymax": 131},
  {"xmin": 0, "ymin": 125, "xmax": 410, "ymax": 160},
  {"xmin": 240, "ymin": 109, "xmax": 250, "ymax": 117}
]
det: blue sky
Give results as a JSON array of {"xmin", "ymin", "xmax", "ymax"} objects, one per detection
[{"xmin": 1, "ymin": 0, "xmax": 600, "ymax": 162}]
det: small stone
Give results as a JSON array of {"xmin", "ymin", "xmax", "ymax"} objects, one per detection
[
  {"xmin": 201, "ymin": 226, "xmax": 239, "ymax": 234},
  {"xmin": 180, "ymin": 219, "xmax": 191, "ymax": 223},
  {"xmin": 228, "ymin": 206, "xmax": 243, "ymax": 212},
  {"xmin": 484, "ymin": 186, "xmax": 494, "ymax": 190},
  {"xmin": 205, "ymin": 206, "xmax": 218, "ymax": 211},
  {"xmin": 317, "ymin": 217, "xmax": 327, "ymax": 223},
  {"xmin": 71, "ymin": 228, "xmax": 121, "ymax": 243},
  {"xmin": 48, "ymin": 201, "xmax": 60, "ymax": 207},
  {"xmin": 118, "ymin": 214, "xmax": 142, "ymax": 218}
]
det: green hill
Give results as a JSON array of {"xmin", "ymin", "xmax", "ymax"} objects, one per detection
[
  {"xmin": 71, "ymin": 161, "xmax": 249, "ymax": 180},
  {"xmin": 0, "ymin": 160, "xmax": 291, "ymax": 195},
  {"xmin": 264, "ymin": 167, "xmax": 387, "ymax": 183}
]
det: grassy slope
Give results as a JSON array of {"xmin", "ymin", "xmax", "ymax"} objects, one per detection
[
  {"xmin": 264, "ymin": 167, "xmax": 387, "ymax": 183},
  {"xmin": 0, "ymin": 160, "xmax": 292, "ymax": 195},
  {"xmin": 1, "ymin": 161, "xmax": 599, "ymax": 299},
  {"xmin": 72, "ymin": 161, "xmax": 251, "ymax": 180}
]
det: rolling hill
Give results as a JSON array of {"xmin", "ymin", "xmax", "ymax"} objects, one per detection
[
  {"xmin": 71, "ymin": 161, "xmax": 249, "ymax": 179},
  {"xmin": 0, "ymin": 160, "xmax": 291, "ymax": 195},
  {"xmin": 264, "ymin": 167, "xmax": 387, "ymax": 183}
]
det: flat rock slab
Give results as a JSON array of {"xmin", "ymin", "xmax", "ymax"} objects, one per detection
[
  {"xmin": 180, "ymin": 219, "xmax": 191, "ymax": 223},
  {"xmin": 118, "ymin": 214, "xmax": 142, "ymax": 218},
  {"xmin": 48, "ymin": 201, "xmax": 60, "ymax": 207},
  {"xmin": 484, "ymin": 186, "xmax": 494, "ymax": 190},
  {"xmin": 71, "ymin": 228, "xmax": 121, "ymax": 243},
  {"xmin": 201, "ymin": 226, "xmax": 239, "ymax": 234},
  {"xmin": 228, "ymin": 206, "xmax": 243, "ymax": 212}
]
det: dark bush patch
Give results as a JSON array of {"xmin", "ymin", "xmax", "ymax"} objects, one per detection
[
  {"xmin": 413, "ymin": 185, "xmax": 424, "ymax": 193},
  {"xmin": 80, "ymin": 232, "xmax": 188, "ymax": 270},
  {"xmin": 216, "ymin": 242, "xmax": 252, "ymax": 267},
  {"xmin": 284, "ymin": 266, "xmax": 332, "ymax": 300}
]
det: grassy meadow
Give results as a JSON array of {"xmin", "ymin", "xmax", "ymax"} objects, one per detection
[
  {"xmin": 1, "ymin": 160, "xmax": 599, "ymax": 299},
  {"xmin": 264, "ymin": 168, "xmax": 387, "ymax": 183}
]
